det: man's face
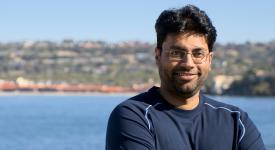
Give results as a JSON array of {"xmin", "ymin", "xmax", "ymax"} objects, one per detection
[{"xmin": 155, "ymin": 33, "xmax": 213, "ymax": 98}]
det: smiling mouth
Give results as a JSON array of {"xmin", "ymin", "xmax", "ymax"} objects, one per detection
[{"xmin": 173, "ymin": 72, "xmax": 197, "ymax": 80}]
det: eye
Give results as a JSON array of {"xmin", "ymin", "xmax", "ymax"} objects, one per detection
[
  {"xmin": 169, "ymin": 50, "xmax": 182, "ymax": 57},
  {"xmin": 192, "ymin": 51, "xmax": 205, "ymax": 58}
]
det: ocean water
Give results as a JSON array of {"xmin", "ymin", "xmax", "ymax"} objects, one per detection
[{"xmin": 0, "ymin": 94, "xmax": 274, "ymax": 150}]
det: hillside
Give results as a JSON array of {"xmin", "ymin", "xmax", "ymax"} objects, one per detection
[{"xmin": 0, "ymin": 39, "xmax": 274, "ymax": 95}]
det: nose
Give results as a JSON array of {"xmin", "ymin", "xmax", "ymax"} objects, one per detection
[{"xmin": 179, "ymin": 53, "xmax": 195, "ymax": 68}]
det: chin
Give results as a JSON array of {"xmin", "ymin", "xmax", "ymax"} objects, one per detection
[{"xmin": 173, "ymin": 84, "xmax": 199, "ymax": 98}]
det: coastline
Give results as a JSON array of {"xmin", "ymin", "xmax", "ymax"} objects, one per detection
[
  {"xmin": 0, "ymin": 91, "xmax": 138, "ymax": 97},
  {"xmin": 0, "ymin": 81, "xmax": 152, "ymax": 96},
  {"xmin": 1, "ymin": 91, "xmax": 274, "ymax": 98}
]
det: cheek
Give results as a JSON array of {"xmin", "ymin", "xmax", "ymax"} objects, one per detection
[
  {"xmin": 160, "ymin": 62, "xmax": 178, "ymax": 77},
  {"xmin": 158, "ymin": 59, "xmax": 169, "ymax": 71},
  {"xmin": 200, "ymin": 64, "xmax": 211, "ymax": 75},
  {"xmin": 157, "ymin": 55, "xmax": 179, "ymax": 76}
]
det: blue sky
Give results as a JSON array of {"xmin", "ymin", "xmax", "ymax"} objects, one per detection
[{"xmin": 1, "ymin": 0, "xmax": 275, "ymax": 44}]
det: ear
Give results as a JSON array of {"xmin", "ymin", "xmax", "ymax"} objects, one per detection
[
  {"xmin": 155, "ymin": 47, "xmax": 161, "ymax": 65},
  {"xmin": 208, "ymin": 52, "xmax": 213, "ymax": 71}
]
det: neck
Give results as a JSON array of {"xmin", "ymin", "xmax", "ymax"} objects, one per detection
[{"xmin": 159, "ymin": 87, "xmax": 200, "ymax": 110}]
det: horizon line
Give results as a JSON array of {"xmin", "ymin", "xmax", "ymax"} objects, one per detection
[{"xmin": 1, "ymin": 38, "xmax": 275, "ymax": 45}]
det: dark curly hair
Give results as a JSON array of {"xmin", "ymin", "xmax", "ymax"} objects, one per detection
[{"xmin": 155, "ymin": 5, "xmax": 217, "ymax": 51}]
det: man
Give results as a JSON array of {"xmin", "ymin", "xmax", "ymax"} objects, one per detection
[{"xmin": 106, "ymin": 5, "xmax": 266, "ymax": 150}]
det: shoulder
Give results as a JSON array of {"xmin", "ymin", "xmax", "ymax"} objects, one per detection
[
  {"xmin": 110, "ymin": 87, "xmax": 159, "ymax": 119},
  {"xmin": 106, "ymin": 89, "xmax": 157, "ymax": 149},
  {"xmin": 202, "ymin": 95, "xmax": 243, "ymax": 113},
  {"xmin": 201, "ymin": 95, "xmax": 250, "ymax": 124}
]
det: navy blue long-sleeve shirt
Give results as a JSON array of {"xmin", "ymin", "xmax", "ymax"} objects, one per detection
[{"xmin": 106, "ymin": 86, "xmax": 266, "ymax": 150}]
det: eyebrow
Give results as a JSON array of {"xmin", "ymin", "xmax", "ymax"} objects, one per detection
[
  {"xmin": 169, "ymin": 45, "xmax": 187, "ymax": 51},
  {"xmin": 170, "ymin": 45, "xmax": 205, "ymax": 51}
]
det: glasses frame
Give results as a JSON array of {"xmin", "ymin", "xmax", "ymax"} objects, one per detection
[{"xmin": 163, "ymin": 49, "xmax": 210, "ymax": 64}]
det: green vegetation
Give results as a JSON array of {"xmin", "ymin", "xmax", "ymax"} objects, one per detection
[{"xmin": 0, "ymin": 40, "xmax": 274, "ymax": 95}]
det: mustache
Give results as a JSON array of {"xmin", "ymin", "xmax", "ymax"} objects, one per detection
[{"xmin": 172, "ymin": 67, "xmax": 199, "ymax": 75}]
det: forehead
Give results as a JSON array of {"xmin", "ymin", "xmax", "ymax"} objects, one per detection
[{"xmin": 163, "ymin": 33, "xmax": 209, "ymax": 51}]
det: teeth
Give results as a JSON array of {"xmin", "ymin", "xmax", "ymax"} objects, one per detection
[
  {"xmin": 173, "ymin": 72, "xmax": 197, "ymax": 76},
  {"xmin": 176, "ymin": 72, "xmax": 192, "ymax": 76}
]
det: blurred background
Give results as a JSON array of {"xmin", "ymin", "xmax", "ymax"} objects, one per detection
[{"xmin": 0, "ymin": 0, "xmax": 274, "ymax": 149}]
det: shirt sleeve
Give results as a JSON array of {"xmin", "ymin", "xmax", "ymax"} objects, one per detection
[
  {"xmin": 238, "ymin": 111, "xmax": 266, "ymax": 150},
  {"xmin": 106, "ymin": 104, "xmax": 155, "ymax": 150}
]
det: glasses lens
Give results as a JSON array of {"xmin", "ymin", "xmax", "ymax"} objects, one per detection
[
  {"xmin": 192, "ymin": 51, "xmax": 206, "ymax": 63},
  {"xmin": 167, "ymin": 50, "xmax": 208, "ymax": 64}
]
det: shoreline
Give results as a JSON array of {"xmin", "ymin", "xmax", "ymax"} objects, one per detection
[
  {"xmin": 0, "ymin": 91, "xmax": 138, "ymax": 96},
  {"xmin": 0, "ymin": 91, "xmax": 274, "ymax": 99}
]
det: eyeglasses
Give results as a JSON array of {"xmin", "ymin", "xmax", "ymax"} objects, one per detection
[{"xmin": 164, "ymin": 49, "xmax": 209, "ymax": 64}]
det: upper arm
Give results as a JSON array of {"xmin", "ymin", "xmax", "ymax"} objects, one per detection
[
  {"xmin": 238, "ymin": 112, "xmax": 266, "ymax": 150},
  {"xmin": 106, "ymin": 105, "xmax": 155, "ymax": 150}
]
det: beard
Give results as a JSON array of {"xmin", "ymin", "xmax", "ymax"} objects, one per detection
[
  {"xmin": 161, "ymin": 67, "xmax": 208, "ymax": 99},
  {"xmin": 171, "ymin": 76, "xmax": 202, "ymax": 98}
]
